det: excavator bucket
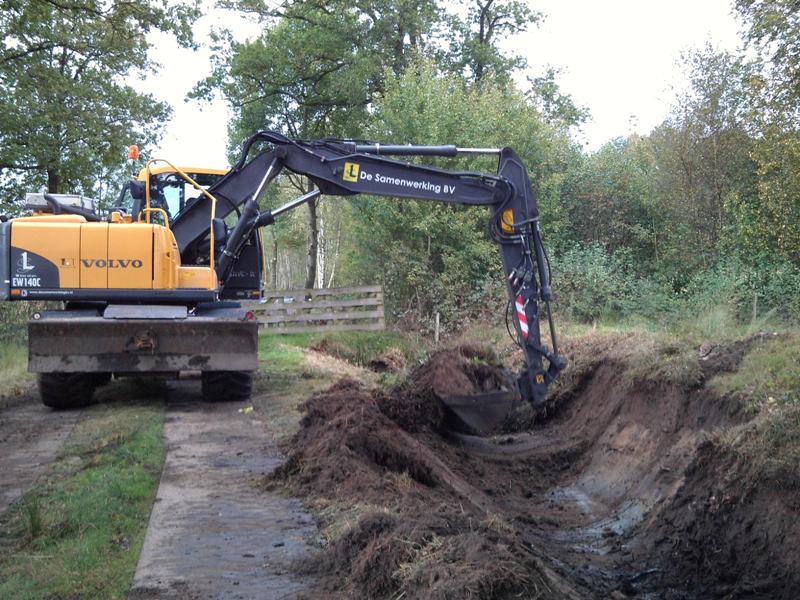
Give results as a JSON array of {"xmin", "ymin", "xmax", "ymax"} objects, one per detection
[{"xmin": 437, "ymin": 390, "xmax": 521, "ymax": 435}]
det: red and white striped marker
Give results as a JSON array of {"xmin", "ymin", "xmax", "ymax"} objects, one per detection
[{"xmin": 515, "ymin": 294, "xmax": 529, "ymax": 339}]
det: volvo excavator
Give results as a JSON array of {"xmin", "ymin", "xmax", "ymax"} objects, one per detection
[{"xmin": 0, "ymin": 131, "xmax": 565, "ymax": 433}]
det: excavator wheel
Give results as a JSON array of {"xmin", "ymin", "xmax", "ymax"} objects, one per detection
[
  {"xmin": 38, "ymin": 372, "xmax": 96, "ymax": 409},
  {"xmin": 201, "ymin": 371, "xmax": 253, "ymax": 403},
  {"xmin": 92, "ymin": 372, "xmax": 113, "ymax": 387}
]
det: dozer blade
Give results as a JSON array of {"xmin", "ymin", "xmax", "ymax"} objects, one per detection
[{"xmin": 438, "ymin": 390, "xmax": 520, "ymax": 435}]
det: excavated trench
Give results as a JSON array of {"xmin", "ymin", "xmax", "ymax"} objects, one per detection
[{"xmin": 271, "ymin": 339, "xmax": 800, "ymax": 599}]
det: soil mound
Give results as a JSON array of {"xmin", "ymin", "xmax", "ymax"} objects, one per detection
[
  {"xmin": 367, "ymin": 347, "xmax": 406, "ymax": 373},
  {"xmin": 307, "ymin": 510, "xmax": 564, "ymax": 600},
  {"xmin": 271, "ymin": 379, "xmax": 439, "ymax": 505},
  {"xmin": 698, "ymin": 331, "xmax": 784, "ymax": 377},
  {"xmin": 378, "ymin": 345, "xmax": 513, "ymax": 433},
  {"xmin": 410, "ymin": 345, "xmax": 510, "ymax": 399},
  {"xmin": 271, "ymin": 346, "xmax": 578, "ymax": 599}
]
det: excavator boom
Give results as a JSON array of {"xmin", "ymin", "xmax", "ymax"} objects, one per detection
[{"xmin": 210, "ymin": 132, "xmax": 566, "ymax": 427}]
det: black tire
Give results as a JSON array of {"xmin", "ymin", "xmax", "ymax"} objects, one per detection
[
  {"xmin": 38, "ymin": 372, "xmax": 96, "ymax": 409},
  {"xmin": 92, "ymin": 372, "xmax": 112, "ymax": 387},
  {"xmin": 201, "ymin": 371, "xmax": 253, "ymax": 403}
]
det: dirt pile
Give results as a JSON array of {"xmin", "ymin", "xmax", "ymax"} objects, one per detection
[
  {"xmin": 379, "ymin": 345, "xmax": 512, "ymax": 433},
  {"xmin": 306, "ymin": 510, "xmax": 569, "ymax": 600},
  {"xmin": 366, "ymin": 347, "xmax": 406, "ymax": 373},
  {"xmin": 271, "ymin": 379, "xmax": 439, "ymax": 505},
  {"xmin": 273, "ymin": 336, "xmax": 799, "ymax": 599},
  {"xmin": 271, "ymin": 346, "xmax": 577, "ymax": 599}
]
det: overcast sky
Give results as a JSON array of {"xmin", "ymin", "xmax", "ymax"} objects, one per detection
[{"xmin": 146, "ymin": 0, "xmax": 743, "ymax": 168}]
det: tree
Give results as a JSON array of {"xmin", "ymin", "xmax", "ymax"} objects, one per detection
[
  {"xmin": 445, "ymin": 0, "xmax": 543, "ymax": 83},
  {"xmin": 200, "ymin": 0, "xmax": 441, "ymax": 288},
  {"xmin": 341, "ymin": 57, "xmax": 571, "ymax": 323},
  {"xmin": 647, "ymin": 47, "xmax": 759, "ymax": 279},
  {"xmin": 734, "ymin": 0, "xmax": 800, "ymax": 264},
  {"xmin": 736, "ymin": 0, "xmax": 800, "ymax": 120},
  {"xmin": 527, "ymin": 67, "xmax": 588, "ymax": 128},
  {"xmin": 0, "ymin": 0, "xmax": 200, "ymax": 202},
  {"xmin": 559, "ymin": 136, "xmax": 658, "ymax": 266}
]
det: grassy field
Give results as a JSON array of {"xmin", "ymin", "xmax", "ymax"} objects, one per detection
[{"xmin": 0, "ymin": 399, "xmax": 166, "ymax": 600}]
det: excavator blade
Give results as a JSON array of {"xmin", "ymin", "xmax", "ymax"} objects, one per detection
[{"xmin": 438, "ymin": 390, "xmax": 521, "ymax": 435}]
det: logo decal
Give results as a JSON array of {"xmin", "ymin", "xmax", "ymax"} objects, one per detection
[
  {"xmin": 343, "ymin": 162, "xmax": 360, "ymax": 183},
  {"xmin": 501, "ymin": 209, "xmax": 515, "ymax": 234},
  {"xmin": 13, "ymin": 251, "xmax": 41, "ymax": 286},
  {"xmin": 81, "ymin": 259, "xmax": 144, "ymax": 269},
  {"xmin": 17, "ymin": 251, "xmax": 35, "ymax": 272}
]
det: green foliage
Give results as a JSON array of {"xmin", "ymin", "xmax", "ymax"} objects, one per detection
[
  {"xmin": 736, "ymin": 0, "xmax": 800, "ymax": 120},
  {"xmin": 732, "ymin": 127, "xmax": 800, "ymax": 264},
  {"xmin": 199, "ymin": 0, "xmax": 442, "ymax": 145},
  {"xmin": 553, "ymin": 243, "xmax": 633, "ymax": 322},
  {"xmin": 526, "ymin": 67, "xmax": 589, "ymax": 128},
  {"xmin": 684, "ymin": 256, "xmax": 800, "ymax": 323},
  {"xmin": 339, "ymin": 57, "xmax": 571, "ymax": 324},
  {"xmin": 551, "ymin": 243, "xmax": 679, "ymax": 323},
  {"xmin": 647, "ymin": 47, "xmax": 759, "ymax": 279},
  {"xmin": 0, "ymin": 401, "xmax": 165, "ymax": 599},
  {"xmin": 0, "ymin": 0, "xmax": 200, "ymax": 202},
  {"xmin": 559, "ymin": 136, "xmax": 659, "ymax": 264}
]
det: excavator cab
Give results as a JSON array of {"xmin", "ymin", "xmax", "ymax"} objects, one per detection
[{"xmin": 130, "ymin": 165, "xmax": 266, "ymax": 301}]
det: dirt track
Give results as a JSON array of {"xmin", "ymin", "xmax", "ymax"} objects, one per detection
[{"xmin": 0, "ymin": 395, "xmax": 80, "ymax": 514}]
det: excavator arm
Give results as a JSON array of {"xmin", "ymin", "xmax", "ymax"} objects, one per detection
[{"xmin": 212, "ymin": 131, "xmax": 566, "ymax": 428}]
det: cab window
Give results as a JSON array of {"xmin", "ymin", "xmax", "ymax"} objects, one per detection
[{"xmin": 149, "ymin": 172, "xmax": 224, "ymax": 220}]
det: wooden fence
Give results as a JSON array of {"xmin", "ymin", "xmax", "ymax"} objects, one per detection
[{"xmin": 245, "ymin": 285, "xmax": 385, "ymax": 334}]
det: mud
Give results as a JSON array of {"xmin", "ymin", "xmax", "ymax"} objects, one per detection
[
  {"xmin": 273, "ymin": 338, "xmax": 798, "ymax": 599},
  {"xmin": 638, "ymin": 437, "xmax": 800, "ymax": 598}
]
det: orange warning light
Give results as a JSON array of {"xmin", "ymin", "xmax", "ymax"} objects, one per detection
[{"xmin": 128, "ymin": 144, "xmax": 140, "ymax": 160}]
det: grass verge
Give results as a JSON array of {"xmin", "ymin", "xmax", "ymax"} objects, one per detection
[
  {"xmin": 307, "ymin": 330, "xmax": 420, "ymax": 366},
  {"xmin": 0, "ymin": 400, "xmax": 166, "ymax": 600},
  {"xmin": 0, "ymin": 344, "xmax": 34, "ymax": 402},
  {"xmin": 711, "ymin": 335, "xmax": 800, "ymax": 409}
]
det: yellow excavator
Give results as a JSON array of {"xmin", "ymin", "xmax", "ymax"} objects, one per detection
[{"xmin": 0, "ymin": 131, "xmax": 565, "ymax": 433}]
